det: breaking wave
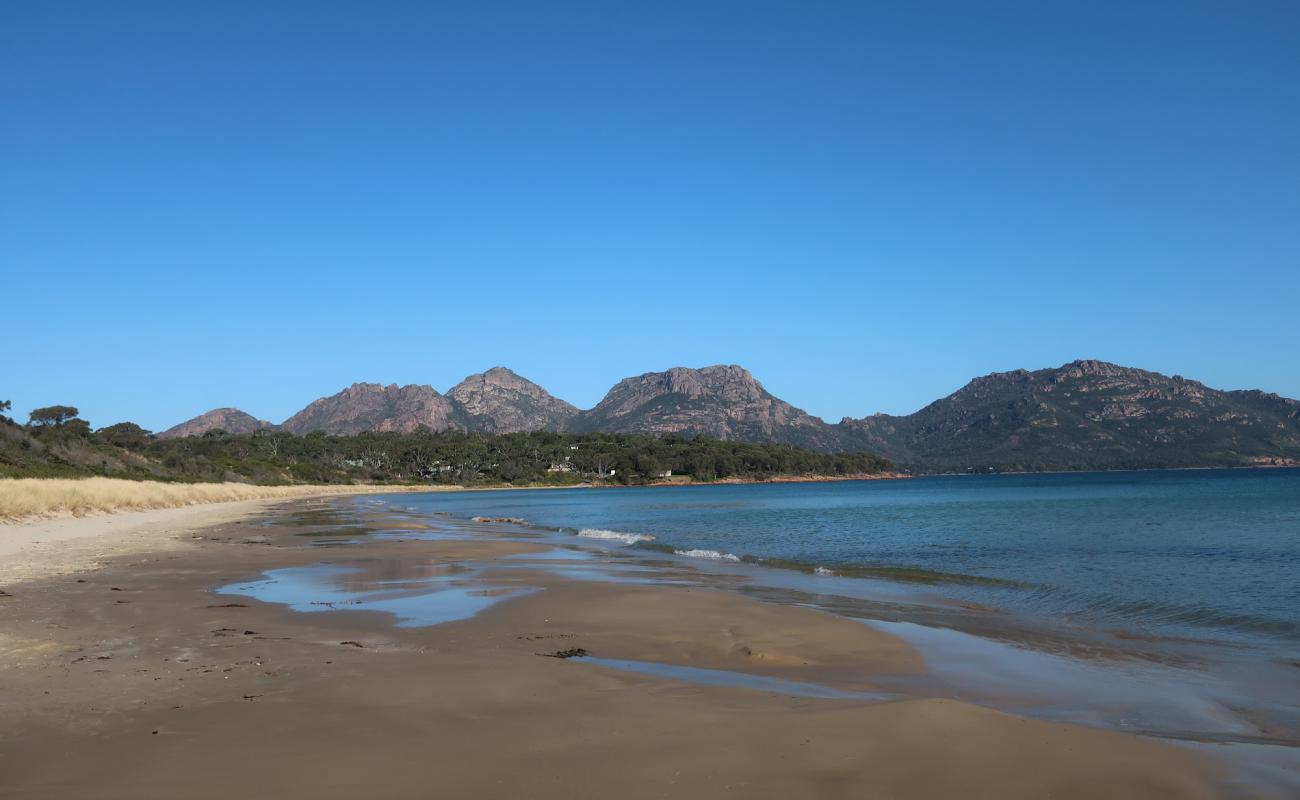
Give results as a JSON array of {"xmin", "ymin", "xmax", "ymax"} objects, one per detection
[
  {"xmin": 674, "ymin": 548, "xmax": 741, "ymax": 562},
  {"xmin": 576, "ymin": 528, "xmax": 656, "ymax": 545}
]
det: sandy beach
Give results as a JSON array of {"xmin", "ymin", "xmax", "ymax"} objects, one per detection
[{"xmin": 0, "ymin": 494, "xmax": 1250, "ymax": 798}]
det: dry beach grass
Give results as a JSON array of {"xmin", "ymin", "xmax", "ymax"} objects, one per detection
[{"xmin": 0, "ymin": 476, "xmax": 425, "ymax": 521}]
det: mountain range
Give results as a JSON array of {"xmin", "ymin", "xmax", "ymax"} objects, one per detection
[
  {"xmin": 159, "ymin": 360, "xmax": 1300, "ymax": 472},
  {"xmin": 839, "ymin": 360, "xmax": 1300, "ymax": 471}
]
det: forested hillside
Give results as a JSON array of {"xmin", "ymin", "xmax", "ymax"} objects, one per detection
[{"xmin": 1, "ymin": 402, "xmax": 892, "ymax": 486}]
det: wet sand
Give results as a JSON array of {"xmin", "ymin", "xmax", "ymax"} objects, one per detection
[{"xmin": 0, "ymin": 496, "xmax": 1248, "ymax": 798}]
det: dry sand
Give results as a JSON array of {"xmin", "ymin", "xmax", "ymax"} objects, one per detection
[
  {"xmin": 0, "ymin": 497, "xmax": 1236, "ymax": 799},
  {"xmin": 1, "ymin": 500, "xmax": 271, "ymax": 568},
  {"xmin": 0, "ymin": 476, "xmax": 434, "ymax": 520}
]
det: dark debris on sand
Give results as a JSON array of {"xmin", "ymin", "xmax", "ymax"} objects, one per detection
[{"xmin": 537, "ymin": 648, "xmax": 588, "ymax": 659}]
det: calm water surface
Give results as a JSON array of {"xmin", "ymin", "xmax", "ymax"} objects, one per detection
[{"xmin": 401, "ymin": 469, "xmax": 1300, "ymax": 650}]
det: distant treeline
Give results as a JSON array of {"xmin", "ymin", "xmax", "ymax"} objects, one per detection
[{"xmin": 0, "ymin": 404, "xmax": 893, "ymax": 485}]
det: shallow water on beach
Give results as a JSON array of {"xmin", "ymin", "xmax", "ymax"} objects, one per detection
[
  {"xmin": 395, "ymin": 469, "xmax": 1300, "ymax": 652},
  {"xmin": 216, "ymin": 560, "xmax": 536, "ymax": 628},
  {"xmin": 860, "ymin": 619, "xmax": 1298, "ymax": 742},
  {"xmin": 573, "ymin": 657, "xmax": 897, "ymax": 701}
]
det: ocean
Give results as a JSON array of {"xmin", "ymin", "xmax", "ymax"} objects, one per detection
[{"xmin": 400, "ymin": 468, "xmax": 1300, "ymax": 653}]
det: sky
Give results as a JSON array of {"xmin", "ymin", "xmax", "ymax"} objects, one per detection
[{"xmin": 3, "ymin": 1, "xmax": 1298, "ymax": 432}]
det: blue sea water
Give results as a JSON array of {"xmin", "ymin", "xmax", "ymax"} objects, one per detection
[{"xmin": 401, "ymin": 468, "xmax": 1300, "ymax": 650}]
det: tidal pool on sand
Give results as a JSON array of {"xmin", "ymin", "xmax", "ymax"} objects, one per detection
[
  {"xmin": 216, "ymin": 560, "xmax": 537, "ymax": 628},
  {"xmin": 574, "ymin": 657, "xmax": 897, "ymax": 701}
]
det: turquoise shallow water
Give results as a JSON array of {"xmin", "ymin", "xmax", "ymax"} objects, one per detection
[{"xmin": 399, "ymin": 468, "xmax": 1300, "ymax": 650}]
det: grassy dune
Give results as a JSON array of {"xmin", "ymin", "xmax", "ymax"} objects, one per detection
[{"xmin": 0, "ymin": 477, "xmax": 428, "ymax": 521}]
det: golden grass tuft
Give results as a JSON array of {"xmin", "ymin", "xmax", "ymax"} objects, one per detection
[{"xmin": 0, "ymin": 477, "xmax": 425, "ymax": 521}]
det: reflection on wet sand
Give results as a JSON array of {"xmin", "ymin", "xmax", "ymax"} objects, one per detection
[
  {"xmin": 575, "ymin": 656, "xmax": 899, "ymax": 701},
  {"xmin": 217, "ymin": 559, "xmax": 537, "ymax": 628}
]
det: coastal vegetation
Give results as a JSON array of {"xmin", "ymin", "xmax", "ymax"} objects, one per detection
[{"xmin": 0, "ymin": 405, "xmax": 893, "ymax": 487}]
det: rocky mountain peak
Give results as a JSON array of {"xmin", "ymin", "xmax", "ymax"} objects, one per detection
[
  {"xmin": 574, "ymin": 365, "xmax": 849, "ymax": 451},
  {"xmin": 480, "ymin": 365, "xmax": 527, "ymax": 385},
  {"xmin": 447, "ymin": 367, "xmax": 579, "ymax": 433},
  {"xmin": 157, "ymin": 408, "xmax": 274, "ymax": 439},
  {"xmin": 615, "ymin": 365, "xmax": 765, "ymax": 404},
  {"xmin": 1049, "ymin": 359, "xmax": 1172, "ymax": 384},
  {"xmin": 840, "ymin": 359, "xmax": 1300, "ymax": 471},
  {"xmin": 280, "ymin": 382, "xmax": 463, "ymax": 435}
]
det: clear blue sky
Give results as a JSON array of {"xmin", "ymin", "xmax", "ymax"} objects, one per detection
[{"xmin": 4, "ymin": 1, "xmax": 1298, "ymax": 431}]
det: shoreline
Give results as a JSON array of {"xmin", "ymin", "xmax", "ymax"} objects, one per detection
[
  {"xmin": 2, "ymin": 495, "xmax": 1289, "ymax": 797},
  {"xmin": 0, "ymin": 473, "xmax": 910, "ymax": 529},
  {"xmin": 390, "ymin": 496, "xmax": 1300, "ymax": 744},
  {"xmin": 654, "ymin": 471, "xmax": 910, "ymax": 486},
  {"xmin": 922, "ymin": 463, "xmax": 1300, "ymax": 477},
  {"xmin": 9, "ymin": 462, "xmax": 1290, "ymax": 528}
]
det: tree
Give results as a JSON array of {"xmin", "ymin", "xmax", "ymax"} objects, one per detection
[
  {"xmin": 0, "ymin": 400, "xmax": 11, "ymax": 412},
  {"xmin": 63, "ymin": 418, "xmax": 92, "ymax": 438},
  {"xmin": 97, "ymin": 422, "xmax": 152, "ymax": 449},
  {"xmin": 29, "ymin": 405, "xmax": 79, "ymax": 427}
]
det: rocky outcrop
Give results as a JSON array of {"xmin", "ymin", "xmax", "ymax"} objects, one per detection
[
  {"xmin": 447, "ymin": 367, "xmax": 579, "ymax": 433},
  {"xmin": 157, "ymin": 408, "xmax": 275, "ymax": 439},
  {"xmin": 571, "ymin": 365, "xmax": 852, "ymax": 451},
  {"xmin": 279, "ymin": 383, "xmax": 466, "ymax": 435}
]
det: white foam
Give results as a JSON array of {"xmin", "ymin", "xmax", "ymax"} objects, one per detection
[
  {"xmin": 814, "ymin": 566, "xmax": 835, "ymax": 576},
  {"xmin": 674, "ymin": 548, "xmax": 741, "ymax": 562},
  {"xmin": 576, "ymin": 528, "xmax": 655, "ymax": 545}
]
